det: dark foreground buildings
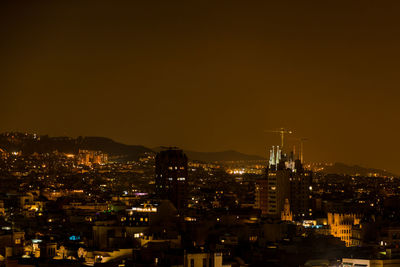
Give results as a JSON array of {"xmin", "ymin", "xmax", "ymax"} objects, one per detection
[{"xmin": 155, "ymin": 148, "xmax": 188, "ymax": 210}]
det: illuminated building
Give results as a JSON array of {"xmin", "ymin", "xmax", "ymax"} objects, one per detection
[
  {"xmin": 0, "ymin": 200, "xmax": 4, "ymax": 216},
  {"xmin": 342, "ymin": 258, "xmax": 400, "ymax": 266},
  {"xmin": 327, "ymin": 213, "xmax": 361, "ymax": 247},
  {"xmin": 155, "ymin": 148, "xmax": 188, "ymax": 210},
  {"xmin": 77, "ymin": 149, "xmax": 108, "ymax": 166},
  {"xmin": 125, "ymin": 203, "xmax": 157, "ymax": 226},
  {"xmin": 0, "ymin": 148, "xmax": 7, "ymax": 159},
  {"xmin": 281, "ymin": 198, "xmax": 293, "ymax": 221},
  {"xmin": 268, "ymin": 146, "xmax": 282, "ymax": 171}
]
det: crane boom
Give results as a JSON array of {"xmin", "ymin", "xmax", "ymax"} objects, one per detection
[{"xmin": 265, "ymin": 128, "xmax": 293, "ymax": 149}]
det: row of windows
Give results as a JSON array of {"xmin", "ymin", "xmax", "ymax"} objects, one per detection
[
  {"xmin": 158, "ymin": 177, "xmax": 187, "ymax": 181},
  {"xmin": 168, "ymin": 166, "xmax": 186, "ymax": 170}
]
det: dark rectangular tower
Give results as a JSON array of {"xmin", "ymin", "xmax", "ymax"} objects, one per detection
[
  {"xmin": 290, "ymin": 161, "xmax": 313, "ymax": 218},
  {"xmin": 155, "ymin": 148, "xmax": 188, "ymax": 210}
]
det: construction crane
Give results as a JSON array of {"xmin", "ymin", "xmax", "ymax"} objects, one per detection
[
  {"xmin": 298, "ymin": 138, "xmax": 308, "ymax": 163},
  {"xmin": 265, "ymin": 128, "xmax": 293, "ymax": 149},
  {"xmin": 287, "ymin": 136, "xmax": 309, "ymax": 163}
]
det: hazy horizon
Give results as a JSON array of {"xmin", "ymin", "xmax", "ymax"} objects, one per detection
[{"xmin": 2, "ymin": 1, "xmax": 400, "ymax": 173}]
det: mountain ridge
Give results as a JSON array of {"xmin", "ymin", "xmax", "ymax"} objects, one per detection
[
  {"xmin": 0, "ymin": 133, "xmax": 152, "ymax": 161},
  {"xmin": 0, "ymin": 133, "xmax": 265, "ymax": 162},
  {"xmin": 319, "ymin": 162, "xmax": 396, "ymax": 177}
]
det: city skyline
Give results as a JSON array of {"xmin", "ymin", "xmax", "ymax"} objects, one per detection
[
  {"xmin": 0, "ymin": 131, "xmax": 395, "ymax": 179},
  {"xmin": 2, "ymin": 1, "xmax": 400, "ymax": 266}
]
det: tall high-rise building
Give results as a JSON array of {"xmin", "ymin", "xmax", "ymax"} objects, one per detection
[
  {"xmin": 267, "ymin": 167, "xmax": 291, "ymax": 217},
  {"xmin": 290, "ymin": 160, "xmax": 313, "ymax": 218},
  {"xmin": 155, "ymin": 148, "xmax": 188, "ymax": 210},
  {"xmin": 255, "ymin": 178, "xmax": 268, "ymax": 215},
  {"xmin": 262, "ymin": 146, "xmax": 312, "ymax": 220}
]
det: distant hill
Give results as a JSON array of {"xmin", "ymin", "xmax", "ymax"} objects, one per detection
[
  {"xmin": 320, "ymin": 162, "xmax": 396, "ymax": 177},
  {"xmin": 0, "ymin": 133, "xmax": 152, "ymax": 161},
  {"xmin": 0, "ymin": 133, "xmax": 265, "ymax": 162},
  {"xmin": 153, "ymin": 147, "xmax": 265, "ymax": 162}
]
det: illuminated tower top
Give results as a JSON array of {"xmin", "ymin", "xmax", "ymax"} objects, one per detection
[{"xmin": 269, "ymin": 146, "xmax": 281, "ymax": 171}]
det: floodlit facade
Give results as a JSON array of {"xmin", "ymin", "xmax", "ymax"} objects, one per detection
[{"xmin": 328, "ymin": 213, "xmax": 361, "ymax": 247}]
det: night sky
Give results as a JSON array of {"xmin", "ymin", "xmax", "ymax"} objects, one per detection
[{"xmin": 1, "ymin": 1, "xmax": 400, "ymax": 173}]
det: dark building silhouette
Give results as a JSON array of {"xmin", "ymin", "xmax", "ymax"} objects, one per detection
[
  {"xmin": 290, "ymin": 160, "xmax": 313, "ymax": 218},
  {"xmin": 266, "ymin": 169, "xmax": 291, "ymax": 217},
  {"xmin": 155, "ymin": 148, "xmax": 188, "ymax": 210},
  {"xmin": 255, "ymin": 178, "xmax": 269, "ymax": 215}
]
